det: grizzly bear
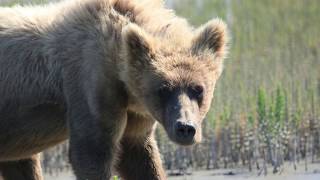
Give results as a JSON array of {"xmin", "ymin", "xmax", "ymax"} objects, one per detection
[{"xmin": 0, "ymin": 0, "xmax": 228, "ymax": 179}]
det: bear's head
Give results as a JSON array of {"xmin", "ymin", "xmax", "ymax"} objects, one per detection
[{"xmin": 121, "ymin": 19, "xmax": 228, "ymax": 145}]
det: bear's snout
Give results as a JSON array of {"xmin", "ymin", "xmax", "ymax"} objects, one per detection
[{"xmin": 174, "ymin": 121, "xmax": 196, "ymax": 145}]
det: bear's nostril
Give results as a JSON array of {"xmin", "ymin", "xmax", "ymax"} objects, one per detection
[
  {"xmin": 177, "ymin": 126, "xmax": 185, "ymax": 136},
  {"xmin": 187, "ymin": 126, "xmax": 195, "ymax": 136}
]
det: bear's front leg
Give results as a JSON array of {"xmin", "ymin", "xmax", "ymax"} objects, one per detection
[
  {"xmin": 117, "ymin": 112, "xmax": 166, "ymax": 180},
  {"xmin": 68, "ymin": 109, "xmax": 126, "ymax": 180},
  {"xmin": 64, "ymin": 79, "xmax": 128, "ymax": 180}
]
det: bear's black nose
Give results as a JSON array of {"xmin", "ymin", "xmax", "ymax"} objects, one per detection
[{"xmin": 175, "ymin": 121, "xmax": 196, "ymax": 143}]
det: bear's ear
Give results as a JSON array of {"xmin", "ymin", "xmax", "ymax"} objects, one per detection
[
  {"xmin": 191, "ymin": 19, "xmax": 228, "ymax": 59},
  {"xmin": 122, "ymin": 24, "xmax": 155, "ymax": 67}
]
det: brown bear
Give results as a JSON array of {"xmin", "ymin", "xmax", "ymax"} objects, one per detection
[{"xmin": 0, "ymin": 0, "xmax": 228, "ymax": 179}]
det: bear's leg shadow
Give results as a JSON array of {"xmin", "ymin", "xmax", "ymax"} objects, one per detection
[
  {"xmin": 117, "ymin": 112, "xmax": 166, "ymax": 180},
  {"xmin": 0, "ymin": 154, "xmax": 42, "ymax": 180}
]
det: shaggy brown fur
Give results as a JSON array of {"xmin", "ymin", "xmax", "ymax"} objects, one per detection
[{"xmin": 0, "ymin": 0, "xmax": 228, "ymax": 179}]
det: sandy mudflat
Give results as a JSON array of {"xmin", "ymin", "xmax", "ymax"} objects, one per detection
[
  {"xmin": 1, "ymin": 163, "xmax": 319, "ymax": 180},
  {"xmin": 45, "ymin": 164, "xmax": 320, "ymax": 180},
  {"xmin": 44, "ymin": 172, "xmax": 320, "ymax": 180}
]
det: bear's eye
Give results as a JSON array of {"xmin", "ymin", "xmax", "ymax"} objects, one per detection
[
  {"xmin": 157, "ymin": 86, "xmax": 172, "ymax": 99},
  {"xmin": 188, "ymin": 85, "xmax": 204, "ymax": 103}
]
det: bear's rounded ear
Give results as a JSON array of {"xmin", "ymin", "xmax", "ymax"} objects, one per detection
[
  {"xmin": 122, "ymin": 23, "xmax": 155, "ymax": 66},
  {"xmin": 191, "ymin": 19, "xmax": 229, "ymax": 59}
]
